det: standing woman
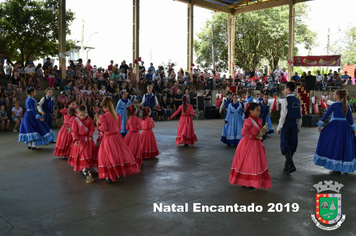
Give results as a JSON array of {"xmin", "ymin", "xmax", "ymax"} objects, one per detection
[
  {"xmin": 169, "ymin": 95, "xmax": 198, "ymax": 146},
  {"xmin": 221, "ymin": 94, "xmax": 244, "ymax": 146},
  {"xmin": 314, "ymin": 89, "xmax": 356, "ymax": 173},
  {"xmin": 18, "ymin": 87, "xmax": 55, "ymax": 150},
  {"xmin": 97, "ymin": 97, "xmax": 140, "ymax": 183},
  {"xmin": 115, "ymin": 90, "xmax": 132, "ymax": 137}
]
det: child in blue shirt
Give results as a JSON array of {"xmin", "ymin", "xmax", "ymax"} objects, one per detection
[{"xmin": 0, "ymin": 105, "xmax": 10, "ymax": 131}]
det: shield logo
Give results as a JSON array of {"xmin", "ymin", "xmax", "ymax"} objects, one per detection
[
  {"xmin": 311, "ymin": 181, "xmax": 346, "ymax": 231},
  {"xmin": 316, "ymin": 193, "xmax": 342, "ymax": 225}
]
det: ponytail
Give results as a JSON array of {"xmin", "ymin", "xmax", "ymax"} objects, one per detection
[
  {"xmin": 126, "ymin": 105, "xmax": 137, "ymax": 120},
  {"xmin": 336, "ymin": 89, "xmax": 348, "ymax": 116},
  {"xmin": 142, "ymin": 106, "xmax": 151, "ymax": 120},
  {"xmin": 182, "ymin": 95, "xmax": 188, "ymax": 114},
  {"xmin": 101, "ymin": 96, "xmax": 117, "ymax": 121}
]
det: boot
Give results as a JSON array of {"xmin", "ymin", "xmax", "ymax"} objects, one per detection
[{"xmin": 284, "ymin": 152, "xmax": 296, "ymax": 174}]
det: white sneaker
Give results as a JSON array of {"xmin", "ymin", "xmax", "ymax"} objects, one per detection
[
  {"xmin": 13, "ymin": 129, "xmax": 17, "ymax": 132},
  {"xmin": 56, "ymin": 87, "xmax": 60, "ymax": 90}
]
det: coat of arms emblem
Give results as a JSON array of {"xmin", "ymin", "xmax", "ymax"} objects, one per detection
[{"xmin": 311, "ymin": 180, "xmax": 346, "ymax": 230}]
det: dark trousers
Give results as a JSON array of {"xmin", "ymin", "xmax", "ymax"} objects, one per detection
[
  {"xmin": 44, "ymin": 113, "xmax": 53, "ymax": 129},
  {"xmin": 280, "ymin": 120, "xmax": 298, "ymax": 155}
]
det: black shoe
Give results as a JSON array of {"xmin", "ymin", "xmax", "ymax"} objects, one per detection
[
  {"xmin": 28, "ymin": 146, "xmax": 32, "ymax": 150},
  {"xmin": 31, "ymin": 147, "xmax": 41, "ymax": 150},
  {"xmin": 286, "ymin": 164, "xmax": 297, "ymax": 174},
  {"xmin": 50, "ymin": 141, "xmax": 56, "ymax": 143},
  {"xmin": 106, "ymin": 178, "xmax": 112, "ymax": 184},
  {"xmin": 82, "ymin": 171, "xmax": 88, "ymax": 178},
  {"xmin": 184, "ymin": 144, "xmax": 189, "ymax": 146}
]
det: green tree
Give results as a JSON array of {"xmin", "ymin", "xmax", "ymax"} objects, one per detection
[
  {"xmin": 331, "ymin": 27, "xmax": 356, "ymax": 65},
  {"xmin": 0, "ymin": 0, "xmax": 75, "ymax": 65},
  {"xmin": 194, "ymin": 3, "xmax": 316, "ymax": 72}
]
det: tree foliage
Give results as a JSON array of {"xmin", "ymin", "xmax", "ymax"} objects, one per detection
[
  {"xmin": 0, "ymin": 0, "xmax": 75, "ymax": 65},
  {"xmin": 194, "ymin": 3, "xmax": 316, "ymax": 72},
  {"xmin": 331, "ymin": 27, "xmax": 356, "ymax": 65}
]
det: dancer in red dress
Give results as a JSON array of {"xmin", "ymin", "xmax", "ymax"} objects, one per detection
[
  {"xmin": 141, "ymin": 107, "xmax": 159, "ymax": 159},
  {"xmin": 68, "ymin": 105, "xmax": 97, "ymax": 177},
  {"xmin": 229, "ymin": 103, "xmax": 272, "ymax": 189},
  {"xmin": 169, "ymin": 95, "xmax": 197, "ymax": 146},
  {"xmin": 124, "ymin": 105, "xmax": 143, "ymax": 167},
  {"xmin": 97, "ymin": 97, "xmax": 140, "ymax": 183},
  {"xmin": 54, "ymin": 101, "xmax": 76, "ymax": 159}
]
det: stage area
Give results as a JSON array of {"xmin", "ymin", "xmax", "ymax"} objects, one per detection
[{"xmin": 1, "ymin": 119, "xmax": 355, "ymax": 235}]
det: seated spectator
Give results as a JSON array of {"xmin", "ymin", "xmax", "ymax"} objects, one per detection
[
  {"xmin": 341, "ymin": 71, "xmax": 350, "ymax": 84},
  {"xmin": 174, "ymin": 89, "xmax": 183, "ymax": 114},
  {"xmin": 25, "ymin": 63, "xmax": 40, "ymax": 87},
  {"xmin": 315, "ymin": 71, "xmax": 323, "ymax": 90},
  {"xmin": 347, "ymin": 77, "xmax": 353, "ymax": 85},
  {"xmin": 0, "ymin": 85, "xmax": 6, "ymax": 108},
  {"xmin": 4, "ymin": 82, "xmax": 17, "ymax": 108},
  {"xmin": 291, "ymin": 72, "xmax": 301, "ymax": 85},
  {"xmin": 0, "ymin": 105, "xmax": 10, "ymax": 132},
  {"xmin": 43, "ymin": 57, "xmax": 53, "ymax": 70},
  {"xmin": 66, "ymin": 66, "xmax": 74, "ymax": 83},
  {"xmin": 64, "ymin": 81, "xmax": 74, "ymax": 100},
  {"xmin": 53, "ymin": 65, "xmax": 63, "ymax": 90},
  {"xmin": 11, "ymin": 101, "xmax": 23, "ymax": 132},
  {"xmin": 280, "ymin": 73, "xmax": 287, "ymax": 84},
  {"xmin": 10, "ymin": 73, "xmax": 23, "ymax": 99},
  {"xmin": 35, "ymin": 64, "xmax": 44, "ymax": 81},
  {"xmin": 160, "ymin": 96, "xmax": 171, "ymax": 120},
  {"xmin": 202, "ymin": 89, "xmax": 212, "ymax": 107},
  {"xmin": 57, "ymin": 91, "xmax": 69, "ymax": 109},
  {"xmin": 107, "ymin": 81, "xmax": 119, "ymax": 103},
  {"xmin": 5, "ymin": 60, "xmax": 12, "ymax": 79}
]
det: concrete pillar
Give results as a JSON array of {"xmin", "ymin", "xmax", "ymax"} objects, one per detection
[
  {"xmin": 133, "ymin": 0, "xmax": 140, "ymax": 83},
  {"xmin": 288, "ymin": 0, "xmax": 295, "ymax": 81},
  {"xmin": 187, "ymin": 2, "xmax": 194, "ymax": 72},
  {"xmin": 59, "ymin": 0, "xmax": 66, "ymax": 80},
  {"xmin": 227, "ymin": 14, "xmax": 235, "ymax": 79}
]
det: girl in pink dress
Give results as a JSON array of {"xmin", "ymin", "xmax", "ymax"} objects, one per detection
[
  {"xmin": 169, "ymin": 95, "xmax": 198, "ymax": 146},
  {"xmin": 97, "ymin": 97, "xmax": 140, "ymax": 183},
  {"xmin": 54, "ymin": 101, "xmax": 76, "ymax": 158},
  {"xmin": 229, "ymin": 103, "xmax": 272, "ymax": 189},
  {"xmin": 141, "ymin": 107, "xmax": 159, "ymax": 159},
  {"xmin": 124, "ymin": 105, "xmax": 143, "ymax": 167},
  {"xmin": 68, "ymin": 105, "xmax": 97, "ymax": 177}
]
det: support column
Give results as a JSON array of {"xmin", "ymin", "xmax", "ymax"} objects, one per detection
[
  {"xmin": 59, "ymin": 0, "xmax": 66, "ymax": 81},
  {"xmin": 288, "ymin": 0, "xmax": 295, "ymax": 81},
  {"xmin": 227, "ymin": 14, "xmax": 235, "ymax": 79},
  {"xmin": 187, "ymin": 1, "xmax": 194, "ymax": 72},
  {"xmin": 133, "ymin": 0, "xmax": 140, "ymax": 83}
]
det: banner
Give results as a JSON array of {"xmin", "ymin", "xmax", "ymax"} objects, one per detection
[
  {"xmin": 297, "ymin": 86, "xmax": 310, "ymax": 115},
  {"xmin": 293, "ymin": 55, "xmax": 341, "ymax": 67}
]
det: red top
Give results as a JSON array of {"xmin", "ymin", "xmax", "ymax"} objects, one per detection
[
  {"xmin": 142, "ymin": 117, "xmax": 155, "ymax": 130},
  {"xmin": 171, "ymin": 104, "xmax": 196, "ymax": 118},
  {"xmin": 71, "ymin": 116, "xmax": 95, "ymax": 141},
  {"xmin": 99, "ymin": 112, "xmax": 122, "ymax": 134},
  {"xmin": 126, "ymin": 115, "xmax": 142, "ymax": 132}
]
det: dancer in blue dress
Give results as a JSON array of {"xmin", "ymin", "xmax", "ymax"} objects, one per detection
[
  {"xmin": 115, "ymin": 90, "xmax": 132, "ymax": 137},
  {"xmin": 18, "ymin": 87, "xmax": 55, "ymax": 150},
  {"xmin": 259, "ymin": 93, "xmax": 274, "ymax": 140},
  {"xmin": 221, "ymin": 94, "xmax": 244, "ymax": 146},
  {"xmin": 314, "ymin": 89, "xmax": 356, "ymax": 173}
]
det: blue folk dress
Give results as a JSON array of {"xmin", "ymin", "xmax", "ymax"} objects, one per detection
[
  {"xmin": 18, "ymin": 97, "xmax": 55, "ymax": 145},
  {"xmin": 115, "ymin": 98, "xmax": 132, "ymax": 137},
  {"xmin": 314, "ymin": 101, "xmax": 356, "ymax": 173},
  {"xmin": 221, "ymin": 102, "xmax": 244, "ymax": 145},
  {"xmin": 259, "ymin": 100, "xmax": 274, "ymax": 140}
]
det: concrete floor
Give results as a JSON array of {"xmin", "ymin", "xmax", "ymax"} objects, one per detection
[{"xmin": 0, "ymin": 119, "xmax": 355, "ymax": 236}]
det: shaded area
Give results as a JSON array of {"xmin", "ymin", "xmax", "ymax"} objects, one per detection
[{"xmin": 0, "ymin": 119, "xmax": 355, "ymax": 235}]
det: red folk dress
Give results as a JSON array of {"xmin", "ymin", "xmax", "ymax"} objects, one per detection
[
  {"xmin": 97, "ymin": 112, "xmax": 140, "ymax": 181},
  {"xmin": 229, "ymin": 116, "xmax": 272, "ymax": 189},
  {"xmin": 54, "ymin": 108, "xmax": 73, "ymax": 158},
  {"xmin": 68, "ymin": 116, "xmax": 97, "ymax": 171},
  {"xmin": 124, "ymin": 115, "xmax": 143, "ymax": 167},
  {"xmin": 141, "ymin": 117, "xmax": 159, "ymax": 159},
  {"xmin": 170, "ymin": 104, "xmax": 198, "ymax": 146}
]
